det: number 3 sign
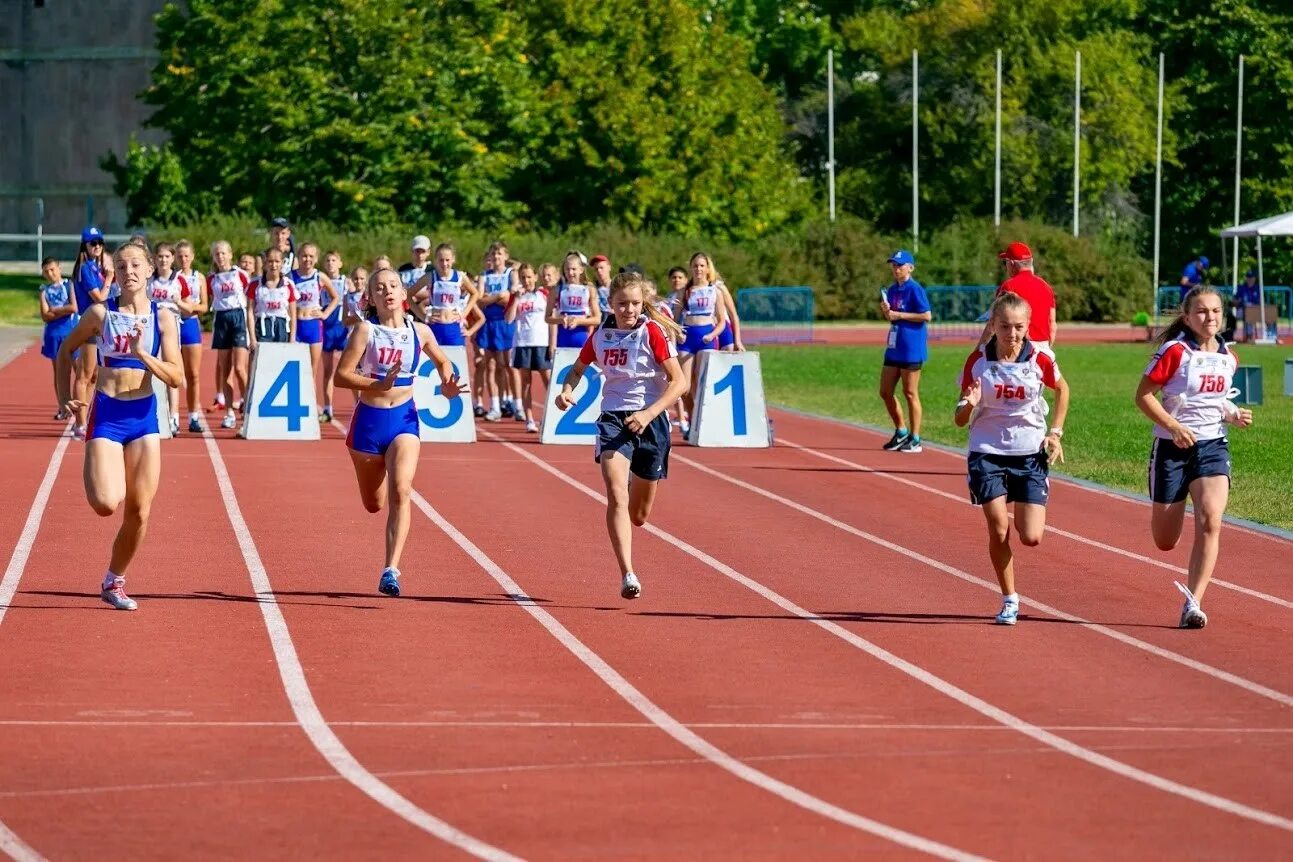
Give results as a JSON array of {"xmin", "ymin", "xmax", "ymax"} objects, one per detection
[{"xmin": 689, "ymin": 352, "xmax": 772, "ymax": 447}]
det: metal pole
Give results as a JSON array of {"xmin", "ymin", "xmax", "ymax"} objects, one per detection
[
  {"xmin": 35, "ymin": 197, "xmax": 45, "ymax": 266},
  {"xmin": 1073, "ymin": 50, "xmax": 1081, "ymax": 237},
  {"xmin": 1152, "ymin": 54, "xmax": 1164, "ymax": 329},
  {"xmin": 827, "ymin": 49, "xmax": 836, "ymax": 223},
  {"xmin": 1256, "ymin": 234, "xmax": 1268, "ymax": 340},
  {"xmin": 912, "ymin": 49, "xmax": 919, "ymax": 251},
  {"xmin": 1233, "ymin": 55, "xmax": 1244, "ymax": 291},
  {"xmin": 994, "ymin": 49, "xmax": 1002, "ymax": 228}
]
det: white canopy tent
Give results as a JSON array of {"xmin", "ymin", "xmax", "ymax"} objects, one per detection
[{"xmin": 1219, "ymin": 211, "xmax": 1293, "ymax": 342}]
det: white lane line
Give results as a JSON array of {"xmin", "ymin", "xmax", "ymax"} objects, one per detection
[
  {"xmin": 677, "ymin": 450, "xmax": 1293, "ymax": 709},
  {"xmin": 776, "ymin": 436, "xmax": 1293, "ymax": 610},
  {"xmin": 201, "ymin": 431, "xmax": 522, "ymax": 862},
  {"xmin": 0, "ymin": 422, "xmax": 70, "ymax": 862},
  {"xmin": 495, "ymin": 436, "xmax": 1293, "ymax": 833},
  {"xmin": 407, "ymin": 481, "xmax": 986, "ymax": 860}
]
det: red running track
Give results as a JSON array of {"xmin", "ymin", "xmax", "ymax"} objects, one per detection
[{"xmin": 0, "ymin": 339, "xmax": 1290, "ymax": 860}]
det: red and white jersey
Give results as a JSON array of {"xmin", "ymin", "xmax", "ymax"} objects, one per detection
[
  {"xmin": 146, "ymin": 272, "xmax": 182, "ymax": 313},
  {"xmin": 684, "ymin": 283, "xmax": 719, "ymax": 318},
  {"xmin": 557, "ymin": 283, "xmax": 592, "ymax": 316},
  {"xmin": 960, "ymin": 340, "xmax": 1062, "ymax": 455},
  {"xmin": 178, "ymin": 270, "xmax": 204, "ymax": 317},
  {"xmin": 578, "ymin": 317, "xmax": 677, "ymax": 411},
  {"xmin": 357, "ymin": 319, "xmax": 420, "ymax": 386},
  {"xmin": 512, "ymin": 289, "xmax": 550, "ymax": 348},
  {"xmin": 208, "ymin": 269, "xmax": 250, "ymax": 312},
  {"xmin": 249, "ymin": 277, "xmax": 296, "ymax": 319},
  {"xmin": 1144, "ymin": 335, "xmax": 1238, "ymax": 441}
]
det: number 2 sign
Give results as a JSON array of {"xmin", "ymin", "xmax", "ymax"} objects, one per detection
[{"xmin": 541, "ymin": 347, "xmax": 602, "ymax": 445}]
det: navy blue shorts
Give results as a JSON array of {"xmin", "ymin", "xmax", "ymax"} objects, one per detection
[
  {"xmin": 212, "ymin": 309, "xmax": 248, "ymax": 350},
  {"xmin": 296, "ymin": 318, "xmax": 323, "ymax": 345},
  {"xmin": 41, "ymin": 324, "xmax": 74, "ymax": 359},
  {"xmin": 476, "ymin": 319, "xmax": 515, "ymax": 353},
  {"xmin": 680, "ymin": 322, "xmax": 716, "ymax": 355},
  {"xmin": 88, "ymin": 391, "xmax": 159, "ymax": 445},
  {"xmin": 179, "ymin": 316, "xmax": 203, "ymax": 347},
  {"xmin": 346, "ymin": 398, "xmax": 419, "ymax": 456},
  {"xmin": 430, "ymin": 321, "xmax": 464, "ymax": 347},
  {"xmin": 512, "ymin": 345, "xmax": 551, "ymax": 371},
  {"xmin": 1149, "ymin": 437, "xmax": 1231, "ymax": 504},
  {"xmin": 595, "ymin": 411, "xmax": 671, "ymax": 481},
  {"xmin": 322, "ymin": 322, "xmax": 348, "ymax": 352},
  {"xmin": 255, "ymin": 316, "xmax": 290, "ymax": 343},
  {"xmin": 967, "ymin": 451, "xmax": 1050, "ymax": 506},
  {"xmin": 556, "ymin": 327, "xmax": 589, "ymax": 349}
]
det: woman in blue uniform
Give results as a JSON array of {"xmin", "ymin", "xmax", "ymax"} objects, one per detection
[
  {"xmin": 333, "ymin": 268, "xmax": 462, "ymax": 597},
  {"xmin": 39, "ymin": 257, "xmax": 78, "ymax": 419},
  {"xmin": 56, "ymin": 241, "xmax": 183, "ymax": 611},
  {"xmin": 70, "ymin": 227, "xmax": 113, "ymax": 438}
]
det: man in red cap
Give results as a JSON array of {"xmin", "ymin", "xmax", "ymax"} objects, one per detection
[
  {"xmin": 982, "ymin": 241, "xmax": 1057, "ymax": 355},
  {"xmin": 589, "ymin": 254, "xmax": 613, "ymax": 315}
]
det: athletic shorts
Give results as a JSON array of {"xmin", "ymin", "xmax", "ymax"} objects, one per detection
[
  {"xmin": 255, "ymin": 316, "xmax": 290, "ymax": 343},
  {"xmin": 41, "ymin": 324, "xmax": 75, "ymax": 359},
  {"xmin": 555, "ymin": 327, "xmax": 589, "ymax": 349},
  {"xmin": 296, "ymin": 318, "xmax": 323, "ymax": 345},
  {"xmin": 1149, "ymin": 437, "xmax": 1231, "ymax": 504},
  {"xmin": 967, "ymin": 450, "xmax": 1049, "ymax": 506},
  {"xmin": 476, "ymin": 319, "xmax": 515, "ymax": 353},
  {"xmin": 212, "ymin": 308, "xmax": 248, "ymax": 350},
  {"xmin": 595, "ymin": 410, "xmax": 671, "ymax": 481},
  {"xmin": 718, "ymin": 324, "xmax": 735, "ymax": 349},
  {"xmin": 883, "ymin": 358, "xmax": 924, "ymax": 371},
  {"xmin": 430, "ymin": 321, "xmax": 464, "ymax": 347},
  {"xmin": 680, "ymin": 322, "xmax": 716, "ymax": 355},
  {"xmin": 87, "ymin": 390, "xmax": 159, "ymax": 445},
  {"xmin": 179, "ymin": 316, "xmax": 203, "ymax": 346},
  {"xmin": 512, "ymin": 345, "xmax": 551, "ymax": 371},
  {"xmin": 322, "ymin": 322, "xmax": 348, "ymax": 352},
  {"xmin": 347, "ymin": 398, "xmax": 419, "ymax": 456}
]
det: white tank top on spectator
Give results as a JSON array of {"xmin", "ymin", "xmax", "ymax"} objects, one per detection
[
  {"xmin": 576, "ymin": 317, "xmax": 677, "ymax": 412},
  {"xmin": 250, "ymin": 277, "xmax": 296, "ymax": 319},
  {"xmin": 513, "ymin": 289, "xmax": 549, "ymax": 348},
  {"xmin": 558, "ymin": 283, "xmax": 592, "ymax": 316},
  {"xmin": 178, "ymin": 271, "xmax": 202, "ymax": 318},
  {"xmin": 208, "ymin": 269, "xmax": 249, "ymax": 313},
  {"xmin": 430, "ymin": 270, "xmax": 464, "ymax": 312},
  {"xmin": 685, "ymin": 284, "xmax": 718, "ymax": 318},
  {"xmin": 959, "ymin": 339, "xmax": 1062, "ymax": 456},
  {"xmin": 1144, "ymin": 335, "xmax": 1239, "ymax": 442},
  {"xmin": 147, "ymin": 273, "xmax": 182, "ymax": 313},
  {"xmin": 358, "ymin": 319, "xmax": 419, "ymax": 386},
  {"xmin": 293, "ymin": 269, "xmax": 322, "ymax": 312}
]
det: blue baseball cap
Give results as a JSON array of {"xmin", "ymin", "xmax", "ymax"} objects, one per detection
[
  {"xmin": 1245, "ymin": 268, "xmax": 1257, "ymax": 278},
  {"xmin": 1198, "ymin": 255, "xmax": 1210, "ymax": 268},
  {"xmin": 81, "ymin": 226, "xmax": 104, "ymax": 244},
  {"xmin": 887, "ymin": 250, "xmax": 915, "ymax": 266}
]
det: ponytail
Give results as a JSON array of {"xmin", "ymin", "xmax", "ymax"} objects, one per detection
[{"xmin": 609, "ymin": 272, "xmax": 684, "ymax": 342}]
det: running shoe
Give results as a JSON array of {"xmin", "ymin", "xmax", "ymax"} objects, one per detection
[
  {"xmin": 220, "ymin": 413, "xmax": 236, "ymax": 429},
  {"xmin": 896, "ymin": 435, "xmax": 923, "ymax": 454},
  {"xmin": 378, "ymin": 567, "xmax": 401, "ymax": 597},
  {"xmin": 188, "ymin": 416, "xmax": 203, "ymax": 434},
  {"xmin": 500, "ymin": 402, "xmax": 515, "ymax": 419},
  {"xmin": 169, "ymin": 415, "xmax": 180, "ymax": 436},
  {"xmin": 212, "ymin": 394, "xmax": 226, "ymax": 409},
  {"xmin": 100, "ymin": 577, "xmax": 138, "ymax": 611},
  {"xmin": 72, "ymin": 425, "xmax": 87, "ymax": 441},
  {"xmin": 514, "ymin": 409, "xmax": 527, "ymax": 423},
  {"xmin": 473, "ymin": 404, "xmax": 486, "ymax": 418},
  {"xmin": 994, "ymin": 598, "xmax": 1019, "ymax": 625},
  {"xmin": 53, "ymin": 409, "xmax": 69, "ymax": 421},
  {"xmin": 882, "ymin": 430, "xmax": 910, "ymax": 451},
  {"xmin": 525, "ymin": 419, "xmax": 538, "ymax": 433},
  {"xmin": 319, "ymin": 409, "xmax": 332, "ymax": 423},
  {"xmin": 1175, "ymin": 581, "xmax": 1208, "ymax": 628},
  {"xmin": 484, "ymin": 409, "xmax": 502, "ymax": 422},
  {"xmin": 679, "ymin": 420, "xmax": 690, "ymax": 438},
  {"xmin": 620, "ymin": 572, "xmax": 642, "ymax": 600}
]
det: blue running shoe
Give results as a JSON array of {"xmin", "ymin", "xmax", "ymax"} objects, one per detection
[
  {"xmin": 378, "ymin": 567, "xmax": 401, "ymax": 597},
  {"xmin": 994, "ymin": 598, "xmax": 1019, "ymax": 625}
]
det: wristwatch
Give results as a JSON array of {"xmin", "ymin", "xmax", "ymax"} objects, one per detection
[{"xmin": 1048, "ymin": 427, "xmax": 1064, "ymax": 438}]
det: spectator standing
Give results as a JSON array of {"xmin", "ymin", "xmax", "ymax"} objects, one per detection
[
  {"xmin": 1179, "ymin": 254, "xmax": 1208, "ymax": 304},
  {"xmin": 399, "ymin": 235, "xmax": 432, "ymax": 289},
  {"xmin": 268, "ymin": 217, "xmax": 296, "ymax": 275},
  {"xmin": 984, "ymin": 242, "xmax": 1057, "ymax": 356},
  {"xmin": 879, "ymin": 250, "xmax": 930, "ymax": 454}
]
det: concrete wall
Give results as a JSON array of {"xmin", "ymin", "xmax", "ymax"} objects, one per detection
[{"xmin": 0, "ymin": 0, "xmax": 169, "ymax": 251}]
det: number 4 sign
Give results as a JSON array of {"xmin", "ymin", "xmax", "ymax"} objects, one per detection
[
  {"xmin": 689, "ymin": 352, "xmax": 771, "ymax": 447},
  {"xmin": 240, "ymin": 342, "xmax": 321, "ymax": 440}
]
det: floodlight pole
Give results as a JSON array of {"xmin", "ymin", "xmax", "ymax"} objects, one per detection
[
  {"xmin": 994, "ymin": 49, "xmax": 1002, "ymax": 228},
  {"xmin": 1153, "ymin": 53, "xmax": 1164, "ymax": 328},
  {"xmin": 1073, "ymin": 50, "xmax": 1081, "ymax": 237},
  {"xmin": 1233, "ymin": 55, "xmax": 1244, "ymax": 293},
  {"xmin": 827, "ymin": 49, "xmax": 836, "ymax": 223},
  {"xmin": 912, "ymin": 49, "xmax": 919, "ymax": 251}
]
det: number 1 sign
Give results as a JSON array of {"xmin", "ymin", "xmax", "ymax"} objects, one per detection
[{"xmin": 689, "ymin": 351, "xmax": 771, "ymax": 447}]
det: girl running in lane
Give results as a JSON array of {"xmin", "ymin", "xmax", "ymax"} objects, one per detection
[
  {"xmin": 56, "ymin": 241, "xmax": 183, "ymax": 611},
  {"xmin": 208, "ymin": 240, "xmax": 253, "ymax": 430},
  {"xmin": 554, "ymin": 272, "xmax": 688, "ymax": 600},
  {"xmin": 174, "ymin": 240, "xmax": 209, "ymax": 433},
  {"xmin": 320, "ymin": 250, "xmax": 350, "ymax": 423},
  {"xmin": 505, "ymin": 262, "xmax": 553, "ymax": 432},
  {"xmin": 477, "ymin": 242, "xmax": 518, "ymax": 421},
  {"xmin": 291, "ymin": 242, "xmax": 340, "ymax": 420},
  {"xmin": 676, "ymin": 252, "xmax": 729, "ymax": 439},
  {"xmin": 70, "ymin": 227, "xmax": 112, "ymax": 438},
  {"xmin": 1135, "ymin": 286, "xmax": 1252, "ymax": 628},
  {"xmin": 40, "ymin": 257, "xmax": 78, "ymax": 420},
  {"xmin": 146, "ymin": 242, "xmax": 185, "ymax": 435},
  {"xmin": 248, "ymin": 247, "xmax": 297, "ymax": 344},
  {"xmin": 333, "ymin": 268, "xmax": 462, "ymax": 597},
  {"xmin": 545, "ymin": 252, "xmax": 601, "ymax": 349},
  {"xmin": 955, "ymin": 292, "xmax": 1069, "ymax": 625}
]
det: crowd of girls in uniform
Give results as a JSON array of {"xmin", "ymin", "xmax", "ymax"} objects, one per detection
[{"xmin": 37, "ymin": 230, "xmax": 1254, "ymax": 624}]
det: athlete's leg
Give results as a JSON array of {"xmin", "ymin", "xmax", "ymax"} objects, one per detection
[
  {"xmin": 982, "ymin": 496, "xmax": 1015, "ymax": 595},
  {"xmin": 879, "ymin": 364, "xmax": 905, "ymax": 430},
  {"xmin": 1184, "ymin": 475, "xmax": 1229, "ymax": 603},
  {"xmin": 109, "ymin": 435, "xmax": 161, "ymax": 575},
  {"xmin": 84, "ymin": 438, "xmax": 127, "ymax": 517},
  {"xmin": 349, "ymin": 448, "xmax": 388, "ymax": 514},
  {"xmin": 382, "ymin": 434, "xmax": 419, "ymax": 571},
  {"xmin": 1012, "ymin": 501, "xmax": 1046, "ymax": 547},
  {"xmin": 1151, "ymin": 501, "xmax": 1187, "ymax": 552},
  {"xmin": 900, "ymin": 367, "xmax": 923, "ymax": 438},
  {"xmin": 600, "ymin": 452, "xmax": 634, "ymax": 577}
]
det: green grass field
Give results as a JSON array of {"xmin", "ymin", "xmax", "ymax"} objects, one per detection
[
  {"xmin": 757, "ymin": 342, "xmax": 1293, "ymax": 531},
  {"xmin": 0, "ymin": 273, "xmax": 44, "ymax": 327}
]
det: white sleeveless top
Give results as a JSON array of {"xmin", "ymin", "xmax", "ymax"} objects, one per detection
[
  {"xmin": 98, "ymin": 305, "xmax": 162, "ymax": 370},
  {"xmin": 147, "ymin": 273, "xmax": 183, "ymax": 313},
  {"xmin": 558, "ymin": 283, "xmax": 592, "ymax": 316},
  {"xmin": 513, "ymin": 290, "xmax": 549, "ymax": 348},
  {"xmin": 429, "ymin": 269, "xmax": 464, "ymax": 312},
  {"xmin": 293, "ymin": 269, "xmax": 322, "ymax": 311},
  {"xmin": 358, "ymin": 319, "xmax": 420, "ymax": 387},
  {"xmin": 250, "ymin": 277, "xmax": 296, "ymax": 319},
  {"xmin": 685, "ymin": 284, "xmax": 718, "ymax": 318},
  {"xmin": 208, "ymin": 269, "xmax": 249, "ymax": 313},
  {"xmin": 959, "ymin": 340, "xmax": 1062, "ymax": 456}
]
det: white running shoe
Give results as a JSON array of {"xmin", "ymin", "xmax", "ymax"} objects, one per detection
[
  {"xmin": 72, "ymin": 425, "xmax": 87, "ymax": 441},
  {"xmin": 169, "ymin": 415, "xmax": 180, "ymax": 435},
  {"xmin": 220, "ymin": 413, "xmax": 236, "ymax": 429},
  {"xmin": 525, "ymin": 419, "xmax": 538, "ymax": 433},
  {"xmin": 1175, "ymin": 581, "xmax": 1208, "ymax": 628},
  {"xmin": 484, "ymin": 409, "xmax": 502, "ymax": 422},
  {"xmin": 620, "ymin": 572, "xmax": 642, "ymax": 600},
  {"xmin": 100, "ymin": 577, "xmax": 138, "ymax": 611},
  {"xmin": 994, "ymin": 598, "xmax": 1019, "ymax": 625}
]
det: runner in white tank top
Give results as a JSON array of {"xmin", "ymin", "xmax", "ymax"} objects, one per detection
[
  {"xmin": 545, "ymin": 253, "xmax": 602, "ymax": 350},
  {"xmin": 173, "ymin": 240, "xmax": 209, "ymax": 433},
  {"xmin": 954, "ymin": 292, "xmax": 1069, "ymax": 626},
  {"xmin": 147, "ymin": 242, "xmax": 185, "ymax": 433}
]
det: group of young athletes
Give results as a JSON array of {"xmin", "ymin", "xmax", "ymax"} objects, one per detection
[{"xmin": 37, "ymin": 227, "xmax": 1253, "ymax": 629}]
